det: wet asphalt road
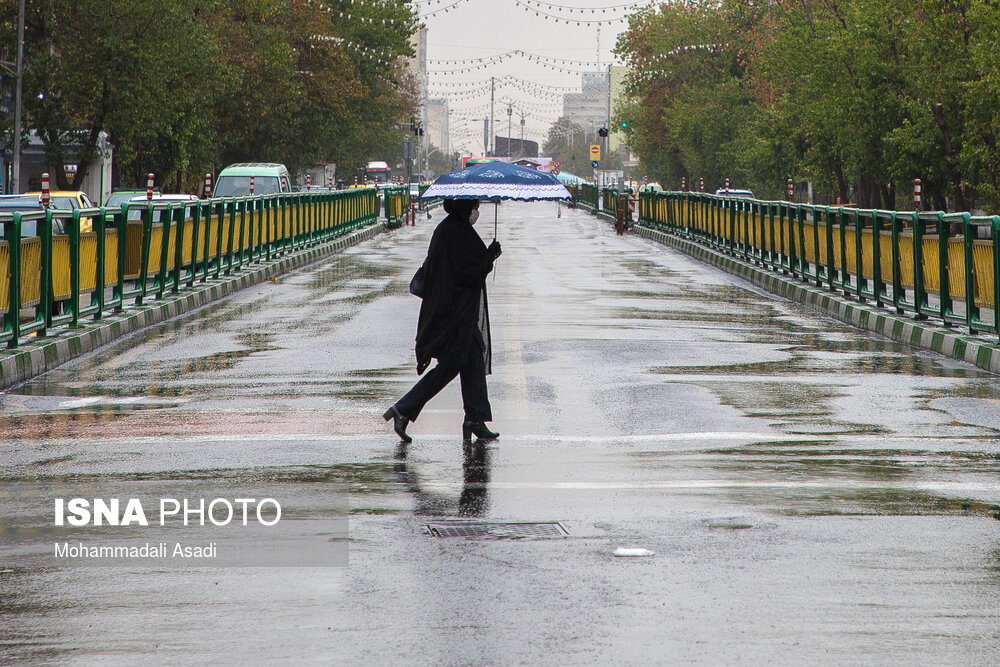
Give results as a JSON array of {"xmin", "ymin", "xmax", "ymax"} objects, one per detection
[{"xmin": 1, "ymin": 202, "xmax": 999, "ymax": 665}]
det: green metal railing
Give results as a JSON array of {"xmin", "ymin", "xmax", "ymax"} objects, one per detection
[
  {"xmin": 383, "ymin": 186, "xmax": 410, "ymax": 226},
  {"xmin": 636, "ymin": 190, "xmax": 1000, "ymax": 340},
  {"xmin": 577, "ymin": 183, "xmax": 599, "ymax": 211},
  {"xmin": 0, "ymin": 188, "xmax": 378, "ymax": 348}
]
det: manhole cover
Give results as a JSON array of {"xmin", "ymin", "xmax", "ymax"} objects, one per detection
[{"xmin": 426, "ymin": 521, "xmax": 569, "ymax": 539}]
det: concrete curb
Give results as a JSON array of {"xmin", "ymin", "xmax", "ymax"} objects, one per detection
[
  {"xmin": 632, "ymin": 224, "xmax": 1000, "ymax": 375},
  {"xmin": 0, "ymin": 222, "xmax": 387, "ymax": 391}
]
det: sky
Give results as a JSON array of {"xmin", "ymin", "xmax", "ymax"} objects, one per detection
[{"xmin": 413, "ymin": 0, "xmax": 648, "ymax": 154}]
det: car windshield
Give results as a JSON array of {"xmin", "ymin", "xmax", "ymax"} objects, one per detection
[
  {"xmin": 106, "ymin": 192, "xmax": 148, "ymax": 209},
  {"xmin": 214, "ymin": 175, "xmax": 281, "ymax": 196},
  {"xmin": 46, "ymin": 196, "xmax": 78, "ymax": 210}
]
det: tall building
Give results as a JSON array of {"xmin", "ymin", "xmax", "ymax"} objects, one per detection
[
  {"xmin": 407, "ymin": 28, "xmax": 429, "ymax": 169},
  {"xmin": 562, "ymin": 71, "xmax": 609, "ymax": 132},
  {"xmin": 426, "ymin": 98, "xmax": 449, "ymax": 155}
]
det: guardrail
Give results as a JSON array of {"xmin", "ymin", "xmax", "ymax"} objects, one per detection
[
  {"xmin": 577, "ymin": 183, "xmax": 599, "ymax": 211},
  {"xmin": 638, "ymin": 190, "xmax": 1000, "ymax": 340},
  {"xmin": 382, "ymin": 186, "xmax": 410, "ymax": 226},
  {"xmin": 0, "ymin": 188, "xmax": 378, "ymax": 348}
]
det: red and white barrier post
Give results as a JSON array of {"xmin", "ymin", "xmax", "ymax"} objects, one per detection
[
  {"xmin": 249, "ymin": 175, "xmax": 255, "ymax": 195},
  {"xmin": 204, "ymin": 173, "xmax": 212, "ymax": 198},
  {"xmin": 699, "ymin": 178, "xmax": 704, "ymax": 193},
  {"xmin": 41, "ymin": 173, "xmax": 50, "ymax": 207},
  {"xmin": 681, "ymin": 177, "xmax": 686, "ymax": 191},
  {"xmin": 724, "ymin": 178, "xmax": 730, "ymax": 193},
  {"xmin": 146, "ymin": 173, "xmax": 154, "ymax": 201},
  {"xmin": 306, "ymin": 174, "xmax": 311, "ymax": 191},
  {"xmin": 328, "ymin": 176, "xmax": 333, "ymax": 188},
  {"xmin": 913, "ymin": 178, "xmax": 922, "ymax": 210},
  {"xmin": 787, "ymin": 179, "xmax": 794, "ymax": 201}
]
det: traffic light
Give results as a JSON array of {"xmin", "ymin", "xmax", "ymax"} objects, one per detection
[
  {"xmin": 598, "ymin": 127, "xmax": 608, "ymax": 137},
  {"xmin": 621, "ymin": 121, "xmax": 629, "ymax": 129}
]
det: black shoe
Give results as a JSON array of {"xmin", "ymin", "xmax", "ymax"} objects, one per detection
[
  {"xmin": 462, "ymin": 420, "xmax": 499, "ymax": 443},
  {"xmin": 383, "ymin": 406, "xmax": 412, "ymax": 443}
]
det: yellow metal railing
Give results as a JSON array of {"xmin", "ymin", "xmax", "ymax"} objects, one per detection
[
  {"xmin": 1, "ymin": 188, "xmax": 379, "ymax": 347},
  {"xmin": 638, "ymin": 191, "xmax": 1000, "ymax": 339}
]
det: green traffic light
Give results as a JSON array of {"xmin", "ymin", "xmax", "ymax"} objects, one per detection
[{"xmin": 621, "ymin": 121, "xmax": 628, "ymax": 128}]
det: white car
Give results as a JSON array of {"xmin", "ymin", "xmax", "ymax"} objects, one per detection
[{"xmin": 714, "ymin": 188, "xmax": 755, "ymax": 199}]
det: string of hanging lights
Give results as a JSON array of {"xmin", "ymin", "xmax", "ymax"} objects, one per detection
[
  {"xmin": 305, "ymin": 0, "xmax": 416, "ymax": 26},
  {"xmin": 310, "ymin": 35, "xmax": 401, "ymax": 66}
]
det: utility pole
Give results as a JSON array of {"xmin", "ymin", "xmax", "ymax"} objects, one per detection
[
  {"xmin": 483, "ymin": 118, "xmax": 489, "ymax": 157},
  {"xmin": 11, "ymin": 0, "xmax": 26, "ymax": 193},
  {"xmin": 519, "ymin": 112, "xmax": 526, "ymax": 159},
  {"xmin": 489, "ymin": 76, "xmax": 495, "ymax": 156},
  {"xmin": 506, "ymin": 103, "xmax": 513, "ymax": 158}
]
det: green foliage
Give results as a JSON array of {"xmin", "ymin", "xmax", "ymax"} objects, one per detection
[
  {"xmin": 0, "ymin": 0, "xmax": 418, "ymax": 192},
  {"xmin": 616, "ymin": 0, "xmax": 1000, "ymax": 212}
]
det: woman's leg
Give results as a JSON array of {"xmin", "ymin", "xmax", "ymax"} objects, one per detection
[
  {"xmin": 394, "ymin": 358, "xmax": 461, "ymax": 421},
  {"xmin": 459, "ymin": 345, "xmax": 492, "ymax": 422}
]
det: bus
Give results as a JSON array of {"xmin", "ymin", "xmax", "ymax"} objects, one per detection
[{"xmin": 364, "ymin": 161, "xmax": 391, "ymax": 185}]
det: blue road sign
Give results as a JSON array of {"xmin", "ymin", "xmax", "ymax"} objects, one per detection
[{"xmin": 591, "ymin": 160, "xmax": 599, "ymax": 169}]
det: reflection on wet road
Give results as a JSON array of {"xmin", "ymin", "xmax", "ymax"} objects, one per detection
[{"xmin": 1, "ymin": 202, "xmax": 998, "ymax": 664}]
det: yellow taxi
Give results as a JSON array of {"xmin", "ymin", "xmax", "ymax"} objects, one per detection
[{"xmin": 25, "ymin": 190, "xmax": 96, "ymax": 233}]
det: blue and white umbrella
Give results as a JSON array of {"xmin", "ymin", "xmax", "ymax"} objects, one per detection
[{"xmin": 420, "ymin": 161, "xmax": 572, "ymax": 202}]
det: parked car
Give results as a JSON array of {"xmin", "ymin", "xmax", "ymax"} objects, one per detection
[
  {"xmin": 213, "ymin": 163, "xmax": 291, "ymax": 197},
  {"xmin": 714, "ymin": 188, "xmax": 755, "ymax": 199},
  {"xmin": 125, "ymin": 194, "xmax": 201, "ymax": 223},
  {"xmin": 106, "ymin": 189, "xmax": 158, "ymax": 210},
  {"xmin": 25, "ymin": 190, "xmax": 95, "ymax": 232},
  {"xmin": 0, "ymin": 195, "xmax": 47, "ymax": 236}
]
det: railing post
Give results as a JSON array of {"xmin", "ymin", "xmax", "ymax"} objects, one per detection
[
  {"xmin": 189, "ymin": 202, "xmax": 202, "ymax": 288},
  {"xmin": 992, "ymin": 217, "xmax": 1000, "ymax": 341},
  {"xmin": 937, "ymin": 212, "xmax": 952, "ymax": 323},
  {"xmin": 40, "ymin": 210, "xmax": 53, "ymax": 331},
  {"xmin": 115, "ymin": 205, "xmax": 127, "ymax": 311},
  {"xmin": 962, "ymin": 213, "xmax": 977, "ymax": 333},
  {"xmin": 6, "ymin": 213, "xmax": 22, "ymax": 348},
  {"xmin": 69, "ymin": 209, "xmax": 81, "ymax": 327},
  {"xmin": 224, "ymin": 199, "xmax": 236, "ymax": 275},
  {"xmin": 838, "ymin": 208, "xmax": 849, "ymax": 294},
  {"xmin": 95, "ymin": 207, "xmax": 107, "ymax": 319},
  {"xmin": 891, "ymin": 212, "xmax": 903, "ymax": 314},
  {"xmin": 136, "ymin": 203, "xmax": 153, "ymax": 306},
  {"xmin": 913, "ymin": 212, "xmax": 928, "ymax": 318},
  {"xmin": 872, "ymin": 211, "xmax": 884, "ymax": 308},
  {"xmin": 854, "ymin": 209, "xmax": 865, "ymax": 302}
]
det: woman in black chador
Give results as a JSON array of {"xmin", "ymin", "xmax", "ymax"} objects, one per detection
[{"xmin": 384, "ymin": 198, "xmax": 503, "ymax": 443}]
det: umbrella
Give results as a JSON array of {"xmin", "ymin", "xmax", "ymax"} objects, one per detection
[{"xmin": 420, "ymin": 161, "xmax": 573, "ymax": 237}]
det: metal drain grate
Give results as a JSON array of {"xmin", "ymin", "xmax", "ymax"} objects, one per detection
[{"xmin": 426, "ymin": 521, "xmax": 569, "ymax": 539}]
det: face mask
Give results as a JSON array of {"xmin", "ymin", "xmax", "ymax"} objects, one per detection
[{"xmin": 468, "ymin": 209, "xmax": 480, "ymax": 225}]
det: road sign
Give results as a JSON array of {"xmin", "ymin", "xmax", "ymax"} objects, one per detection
[
  {"xmin": 552, "ymin": 168, "xmax": 560, "ymax": 175},
  {"xmin": 593, "ymin": 168, "xmax": 599, "ymax": 182},
  {"xmin": 590, "ymin": 145, "xmax": 600, "ymax": 160},
  {"xmin": 628, "ymin": 199, "xmax": 636, "ymax": 213},
  {"xmin": 551, "ymin": 159, "xmax": 561, "ymax": 169},
  {"xmin": 591, "ymin": 160, "xmax": 599, "ymax": 169}
]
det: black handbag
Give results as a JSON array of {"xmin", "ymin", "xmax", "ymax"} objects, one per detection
[{"xmin": 409, "ymin": 264, "xmax": 425, "ymax": 298}]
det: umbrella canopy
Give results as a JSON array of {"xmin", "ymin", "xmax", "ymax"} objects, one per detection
[{"xmin": 420, "ymin": 161, "xmax": 572, "ymax": 201}]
